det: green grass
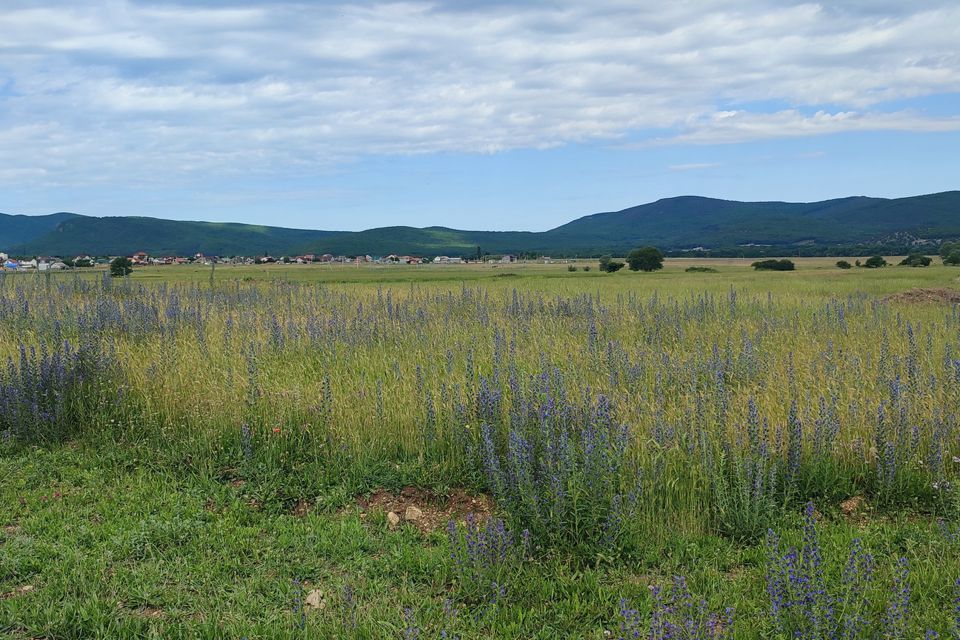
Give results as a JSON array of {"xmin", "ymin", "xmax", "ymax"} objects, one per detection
[
  {"xmin": 2, "ymin": 446, "xmax": 957, "ymax": 637},
  {"xmin": 2, "ymin": 260, "xmax": 960, "ymax": 638}
]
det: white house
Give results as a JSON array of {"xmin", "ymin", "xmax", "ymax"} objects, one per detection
[{"xmin": 0, "ymin": 252, "xmax": 7, "ymax": 262}]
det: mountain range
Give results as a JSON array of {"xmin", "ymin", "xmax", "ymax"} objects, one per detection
[{"xmin": 2, "ymin": 191, "xmax": 959, "ymax": 258}]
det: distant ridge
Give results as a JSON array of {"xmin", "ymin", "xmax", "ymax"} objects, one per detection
[
  {"xmin": 0, "ymin": 212, "xmax": 83, "ymax": 247},
  {"xmin": 3, "ymin": 191, "xmax": 959, "ymax": 257}
]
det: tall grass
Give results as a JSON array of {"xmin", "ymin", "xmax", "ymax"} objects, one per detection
[{"xmin": 1, "ymin": 271, "xmax": 958, "ymax": 540}]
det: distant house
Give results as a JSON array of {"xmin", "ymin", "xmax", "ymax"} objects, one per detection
[
  {"xmin": 433, "ymin": 256, "xmax": 450, "ymax": 264},
  {"xmin": 2, "ymin": 259, "xmax": 18, "ymax": 270},
  {"xmin": 501, "ymin": 255, "xmax": 517, "ymax": 263},
  {"xmin": 132, "ymin": 251, "xmax": 149, "ymax": 265},
  {"xmin": 193, "ymin": 253, "xmax": 220, "ymax": 265},
  {"xmin": 50, "ymin": 261, "xmax": 68, "ymax": 270},
  {"xmin": 0, "ymin": 252, "xmax": 7, "ymax": 262}
]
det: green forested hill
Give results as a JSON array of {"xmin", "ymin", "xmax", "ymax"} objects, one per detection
[
  {"xmin": 0, "ymin": 212, "xmax": 83, "ymax": 248},
  {"xmin": 4, "ymin": 191, "xmax": 959, "ymax": 257}
]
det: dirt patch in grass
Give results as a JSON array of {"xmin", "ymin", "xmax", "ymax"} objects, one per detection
[
  {"xmin": 883, "ymin": 288, "xmax": 960, "ymax": 304},
  {"xmin": 217, "ymin": 467, "xmax": 246, "ymax": 488},
  {"xmin": 840, "ymin": 495, "xmax": 870, "ymax": 523},
  {"xmin": 723, "ymin": 565, "xmax": 749, "ymax": 580},
  {"xmin": 356, "ymin": 486, "xmax": 492, "ymax": 533},
  {"xmin": 291, "ymin": 499, "xmax": 312, "ymax": 518},
  {"xmin": 2, "ymin": 524, "xmax": 21, "ymax": 536},
  {"xmin": 0, "ymin": 585, "xmax": 35, "ymax": 600},
  {"xmin": 128, "ymin": 605, "xmax": 165, "ymax": 619}
]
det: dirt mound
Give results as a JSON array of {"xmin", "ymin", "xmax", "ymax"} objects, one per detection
[
  {"xmin": 357, "ymin": 486, "xmax": 492, "ymax": 533},
  {"xmin": 884, "ymin": 288, "xmax": 960, "ymax": 304},
  {"xmin": 840, "ymin": 496, "xmax": 869, "ymax": 522}
]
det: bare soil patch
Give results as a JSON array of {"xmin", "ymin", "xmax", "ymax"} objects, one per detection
[
  {"xmin": 356, "ymin": 486, "xmax": 492, "ymax": 533},
  {"xmin": 129, "ymin": 606, "xmax": 165, "ymax": 619},
  {"xmin": 290, "ymin": 499, "xmax": 312, "ymax": 518},
  {"xmin": 1, "ymin": 585, "xmax": 35, "ymax": 600},
  {"xmin": 883, "ymin": 288, "xmax": 960, "ymax": 304},
  {"xmin": 840, "ymin": 496, "xmax": 870, "ymax": 523}
]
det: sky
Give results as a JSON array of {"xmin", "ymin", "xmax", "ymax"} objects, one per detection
[{"xmin": 1, "ymin": 0, "xmax": 959, "ymax": 232}]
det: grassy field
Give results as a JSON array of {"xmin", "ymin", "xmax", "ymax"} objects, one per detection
[{"xmin": 2, "ymin": 260, "xmax": 960, "ymax": 638}]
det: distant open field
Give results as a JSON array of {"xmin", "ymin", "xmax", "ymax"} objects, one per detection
[{"xmin": 2, "ymin": 261, "xmax": 960, "ymax": 638}]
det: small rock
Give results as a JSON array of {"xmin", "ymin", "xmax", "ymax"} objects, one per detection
[
  {"xmin": 404, "ymin": 506, "xmax": 424, "ymax": 522},
  {"xmin": 305, "ymin": 589, "xmax": 325, "ymax": 610},
  {"xmin": 387, "ymin": 511, "xmax": 401, "ymax": 528}
]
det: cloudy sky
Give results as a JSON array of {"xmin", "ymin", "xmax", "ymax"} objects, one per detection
[{"xmin": 1, "ymin": 1, "xmax": 959, "ymax": 231}]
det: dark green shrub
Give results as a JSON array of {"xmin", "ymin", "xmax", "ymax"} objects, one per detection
[
  {"xmin": 685, "ymin": 266, "xmax": 718, "ymax": 273},
  {"xmin": 751, "ymin": 259, "xmax": 795, "ymax": 271},
  {"xmin": 863, "ymin": 255, "xmax": 887, "ymax": 268},
  {"xmin": 599, "ymin": 256, "xmax": 625, "ymax": 273},
  {"xmin": 944, "ymin": 251, "xmax": 960, "ymax": 266},
  {"xmin": 899, "ymin": 254, "xmax": 932, "ymax": 267},
  {"xmin": 836, "ymin": 260, "xmax": 852, "ymax": 269}
]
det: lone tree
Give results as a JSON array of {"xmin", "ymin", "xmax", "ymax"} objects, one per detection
[
  {"xmin": 598, "ymin": 255, "xmax": 625, "ymax": 273},
  {"xmin": 944, "ymin": 251, "xmax": 960, "ymax": 266},
  {"xmin": 110, "ymin": 256, "xmax": 133, "ymax": 277},
  {"xmin": 627, "ymin": 246, "xmax": 664, "ymax": 272},
  {"xmin": 863, "ymin": 255, "xmax": 887, "ymax": 269}
]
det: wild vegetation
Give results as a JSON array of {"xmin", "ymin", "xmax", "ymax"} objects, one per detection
[{"xmin": 2, "ymin": 261, "xmax": 960, "ymax": 638}]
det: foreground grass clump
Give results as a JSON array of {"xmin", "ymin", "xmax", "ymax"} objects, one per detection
[{"xmin": 2, "ymin": 262, "xmax": 960, "ymax": 637}]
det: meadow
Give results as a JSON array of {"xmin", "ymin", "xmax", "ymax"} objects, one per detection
[{"xmin": 2, "ymin": 259, "xmax": 960, "ymax": 638}]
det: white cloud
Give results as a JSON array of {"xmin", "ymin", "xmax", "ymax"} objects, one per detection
[
  {"xmin": 0, "ymin": 0, "xmax": 958, "ymax": 188},
  {"xmin": 655, "ymin": 109, "xmax": 960, "ymax": 145}
]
